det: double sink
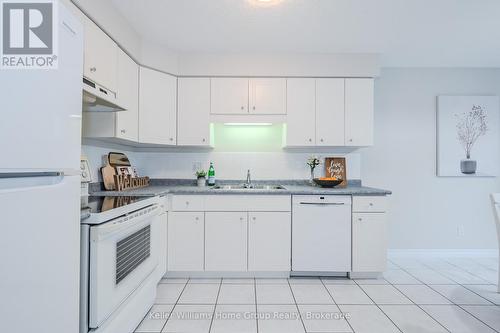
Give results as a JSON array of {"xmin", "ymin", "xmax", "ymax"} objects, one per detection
[{"xmin": 211, "ymin": 184, "xmax": 286, "ymax": 191}]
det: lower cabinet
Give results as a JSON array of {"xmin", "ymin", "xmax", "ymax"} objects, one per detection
[
  {"xmin": 352, "ymin": 212, "xmax": 387, "ymax": 272},
  {"xmin": 248, "ymin": 212, "xmax": 291, "ymax": 271},
  {"xmin": 167, "ymin": 212, "xmax": 204, "ymax": 271},
  {"xmin": 205, "ymin": 212, "xmax": 248, "ymax": 271}
]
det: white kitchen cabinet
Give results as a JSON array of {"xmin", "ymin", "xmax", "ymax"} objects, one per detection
[
  {"xmin": 167, "ymin": 212, "xmax": 204, "ymax": 271},
  {"xmin": 83, "ymin": 17, "xmax": 118, "ymax": 92},
  {"xmin": 352, "ymin": 213, "xmax": 387, "ymax": 272},
  {"xmin": 210, "ymin": 78, "xmax": 249, "ymax": 114},
  {"xmin": 345, "ymin": 78, "xmax": 374, "ymax": 146},
  {"xmin": 248, "ymin": 212, "xmax": 291, "ymax": 271},
  {"xmin": 81, "ymin": 49, "xmax": 139, "ymax": 142},
  {"xmin": 205, "ymin": 212, "xmax": 247, "ymax": 271},
  {"xmin": 249, "ymin": 78, "xmax": 286, "ymax": 114},
  {"xmin": 115, "ymin": 49, "xmax": 139, "ymax": 141},
  {"xmin": 177, "ymin": 78, "xmax": 211, "ymax": 146},
  {"xmin": 316, "ymin": 78, "xmax": 345, "ymax": 146},
  {"xmin": 139, "ymin": 67, "xmax": 177, "ymax": 145},
  {"xmin": 286, "ymin": 79, "xmax": 316, "ymax": 146}
]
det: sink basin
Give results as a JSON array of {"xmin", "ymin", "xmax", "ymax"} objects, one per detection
[{"xmin": 211, "ymin": 184, "xmax": 286, "ymax": 190}]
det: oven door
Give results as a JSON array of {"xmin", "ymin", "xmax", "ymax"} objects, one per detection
[{"xmin": 88, "ymin": 204, "xmax": 160, "ymax": 328}]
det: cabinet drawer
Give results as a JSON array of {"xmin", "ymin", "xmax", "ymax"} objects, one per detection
[
  {"xmin": 352, "ymin": 196, "xmax": 387, "ymax": 213},
  {"xmin": 171, "ymin": 195, "xmax": 205, "ymax": 211},
  {"xmin": 205, "ymin": 195, "xmax": 291, "ymax": 212}
]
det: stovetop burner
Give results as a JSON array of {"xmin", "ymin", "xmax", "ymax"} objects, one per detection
[{"xmin": 87, "ymin": 196, "xmax": 150, "ymax": 214}]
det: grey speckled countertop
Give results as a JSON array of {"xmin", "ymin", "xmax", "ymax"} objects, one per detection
[{"xmin": 90, "ymin": 179, "xmax": 391, "ymax": 197}]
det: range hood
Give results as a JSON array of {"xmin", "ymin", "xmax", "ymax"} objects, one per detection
[{"xmin": 82, "ymin": 77, "xmax": 125, "ymax": 112}]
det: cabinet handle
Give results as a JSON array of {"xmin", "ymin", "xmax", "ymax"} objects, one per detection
[
  {"xmin": 202, "ymin": 138, "xmax": 206, "ymax": 142},
  {"xmin": 240, "ymin": 217, "xmax": 244, "ymax": 221},
  {"xmin": 252, "ymin": 106, "xmax": 256, "ymax": 110},
  {"xmin": 252, "ymin": 217, "xmax": 256, "ymax": 221},
  {"xmin": 308, "ymin": 138, "xmax": 312, "ymax": 142},
  {"xmin": 90, "ymin": 67, "xmax": 96, "ymax": 72},
  {"xmin": 349, "ymin": 139, "xmax": 353, "ymax": 142},
  {"xmin": 369, "ymin": 203, "xmax": 374, "ymax": 206},
  {"xmin": 195, "ymin": 216, "xmax": 199, "ymax": 221},
  {"xmin": 120, "ymin": 129, "xmax": 126, "ymax": 134},
  {"xmin": 241, "ymin": 106, "xmax": 245, "ymax": 110},
  {"xmin": 169, "ymin": 138, "xmax": 174, "ymax": 141},
  {"xmin": 320, "ymin": 138, "xmax": 324, "ymax": 142},
  {"xmin": 186, "ymin": 201, "xmax": 190, "ymax": 205},
  {"xmin": 358, "ymin": 218, "xmax": 363, "ymax": 222}
]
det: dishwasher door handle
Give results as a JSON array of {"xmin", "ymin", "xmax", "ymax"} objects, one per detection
[{"xmin": 298, "ymin": 202, "xmax": 346, "ymax": 205}]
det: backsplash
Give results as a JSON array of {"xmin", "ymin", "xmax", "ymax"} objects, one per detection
[{"xmin": 82, "ymin": 145, "xmax": 362, "ymax": 183}]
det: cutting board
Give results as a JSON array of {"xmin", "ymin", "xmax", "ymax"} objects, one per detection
[{"xmin": 101, "ymin": 159, "xmax": 116, "ymax": 191}]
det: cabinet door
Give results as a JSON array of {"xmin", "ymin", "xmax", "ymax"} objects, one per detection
[
  {"xmin": 249, "ymin": 78, "xmax": 286, "ymax": 114},
  {"xmin": 248, "ymin": 212, "xmax": 291, "ymax": 271},
  {"xmin": 167, "ymin": 212, "xmax": 204, "ymax": 271},
  {"xmin": 139, "ymin": 67, "xmax": 177, "ymax": 145},
  {"xmin": 210, "ymin": 78, "xmax": 248, "ymax": 114},
  {"xmin": 205, "ymin": 212, "xmax": 247, "ymax": 271},
  {"xmin": 178, "ymin": 78, "xmax": 211, "ymax": 146},
  {"xmin": 115, "ymin": 49, "xmax": 139, "ymax": 141},
  {"xmin": 285, "ymin": 79, "xmax": 316, "ymax": 146},
  {"xmin": 316, "ymin": 78, "xmax": 345, "ymax": 146},
  {"xmin": 83, "ymin": 17, "xmax": 117, "ymax": 92},
  {"xmin": 345, "ymin": 78, "xmax": 374, "ymax": 146},
  {"xmin": 352, "ymin": 213, "xmax": 387, "ymax": 272}
]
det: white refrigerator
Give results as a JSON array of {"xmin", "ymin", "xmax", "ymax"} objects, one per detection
[{"xmin": 0, "ymin": 3, "xmax": 83, "ymax": 333}]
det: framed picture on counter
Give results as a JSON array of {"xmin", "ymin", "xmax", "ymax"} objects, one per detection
[{"xmin": 324, "ymin": 157, "xmax": 347, "ymax": 187}]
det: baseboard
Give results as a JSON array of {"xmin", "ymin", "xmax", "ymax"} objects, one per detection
[{"xmin": 388, "ymin": 249, "xmax": 499, "ymax": 258}]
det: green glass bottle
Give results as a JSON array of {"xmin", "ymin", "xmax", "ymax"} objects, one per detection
[{"xmin": 208, "ymin": 162, "xmax": 215, "ymax": 186}]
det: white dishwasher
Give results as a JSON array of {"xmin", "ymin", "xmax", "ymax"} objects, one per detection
[{"xmin": 292, "ymin": 195, "xmax": 352, "ymax": 274}]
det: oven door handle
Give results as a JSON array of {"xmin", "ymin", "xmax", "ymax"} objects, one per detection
[{"xmin": 91, "ymin": 204, "xmax": 159, "ymax": 241}]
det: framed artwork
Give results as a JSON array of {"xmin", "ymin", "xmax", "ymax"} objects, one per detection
[
  {"xmin": 324, "ymin": 157, "xmax": 347, "ymax": 187},
  {"xmin": 437, "ymin": 96, "xmax": 499, "ymax": 177}
]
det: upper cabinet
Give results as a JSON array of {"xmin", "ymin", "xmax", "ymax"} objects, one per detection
[
  {"xmin": 210, "ymin": 78, "xmax": 286, "ymax": 115},
  {"xmin": 286, "ymin": 79, "xmax": 316, "ymax": 146},
  {"xmin": 285, "ymin": 78, "xmax": 374, "ymax": 147},
  {"xmin": 177, "ymin": 78, "xmax": 211, "ymax": 146},
  {"xmin": 139, "ymin": 67, "xmax": 177, "ymax": 145},
  {"xmin": 83, "ymin": 17, "xmax": 118, "ymax": 92},
  {"xmin": 345, "ymin": 78, "xmax": 374, "ymax": 146},
  {"xmin": 249, "ymin": 78, "xmax": 286, "ymax": 115},
  {"xmin": 316, "ymin": 78, "xmax": 345, "ymax": 146},
  {"xmin": 115, "ymin": 49, "xmax": 139, "ymax": 141},
  {"xmin": 211, "ymin": 78, "xmax": 249, "ymax": 114}
]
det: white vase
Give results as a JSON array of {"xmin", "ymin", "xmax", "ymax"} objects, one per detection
[{"xmin": 197, "ymin": 177, "xmax": 206, "ymax": 187}]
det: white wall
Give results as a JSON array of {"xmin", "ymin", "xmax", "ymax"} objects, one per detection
[
  {"xmin": 82, "ymin": 144, "xmax": 361, "ymax": 184},
  {"xmin": 361, "ymin": 68, "xmax": 500, "ymax": 250}
]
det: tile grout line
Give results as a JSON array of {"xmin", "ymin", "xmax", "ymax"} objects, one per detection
[
  {"xmin": 208, "ymin": 279, "xmax": 223, "ymax": 333},
  {"xmin": 287, "ymin": 279, "xmax": 308, "ymax": 333},
  {"xmin": 390, "ymin": 260, "xmax": 500, "ymax": 333},
  {"xmin": 352, "ymin": 279, "xmax": 404, "ymax": 333},
  {"xmin": 159, "ymin": 278, "xmax": 190, "ymax": 333},
  {"xmin": 320, "ymin": 278, "xmax": 356, "ymax": 333}
]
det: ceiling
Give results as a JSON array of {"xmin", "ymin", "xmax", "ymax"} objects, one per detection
[{"xmin": 110, "ymin": 0, "xmax": 500, "ymax": 67}]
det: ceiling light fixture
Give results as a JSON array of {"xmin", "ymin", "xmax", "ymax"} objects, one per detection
[
  {"xmin": 248, "ymin": 0, "xmax": 283, "ymax": 7},
  {"xmin": 224, "ymin": 123, "xmax": 273, "ymax": 126}
]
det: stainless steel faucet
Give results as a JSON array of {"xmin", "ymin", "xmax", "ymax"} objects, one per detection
[{"xmin": 245, "ymin": 169, "xmax": 253, "ymax": 188}]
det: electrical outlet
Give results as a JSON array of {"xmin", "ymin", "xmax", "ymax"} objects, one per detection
[{"xmin": 457, "ymin": 225, "xmax": 465, "ymax": 237}]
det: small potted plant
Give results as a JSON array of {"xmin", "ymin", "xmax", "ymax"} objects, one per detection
[
  {"xmin": 195, "ymin": 170, "xmax": 207, "ymax": 187},
  {"xmin": 307, "ymin": 156, "xmax": 321, "ymax": 184}
]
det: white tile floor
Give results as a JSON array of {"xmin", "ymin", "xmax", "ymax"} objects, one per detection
[{"xmin": 135, "ymin": 256, "xmax": 500, "ymax": 333}]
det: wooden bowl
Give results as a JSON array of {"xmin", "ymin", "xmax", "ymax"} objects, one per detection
[{"xmin": 313, "ymin": 178, "xmax": 343, "ymax": 188}]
